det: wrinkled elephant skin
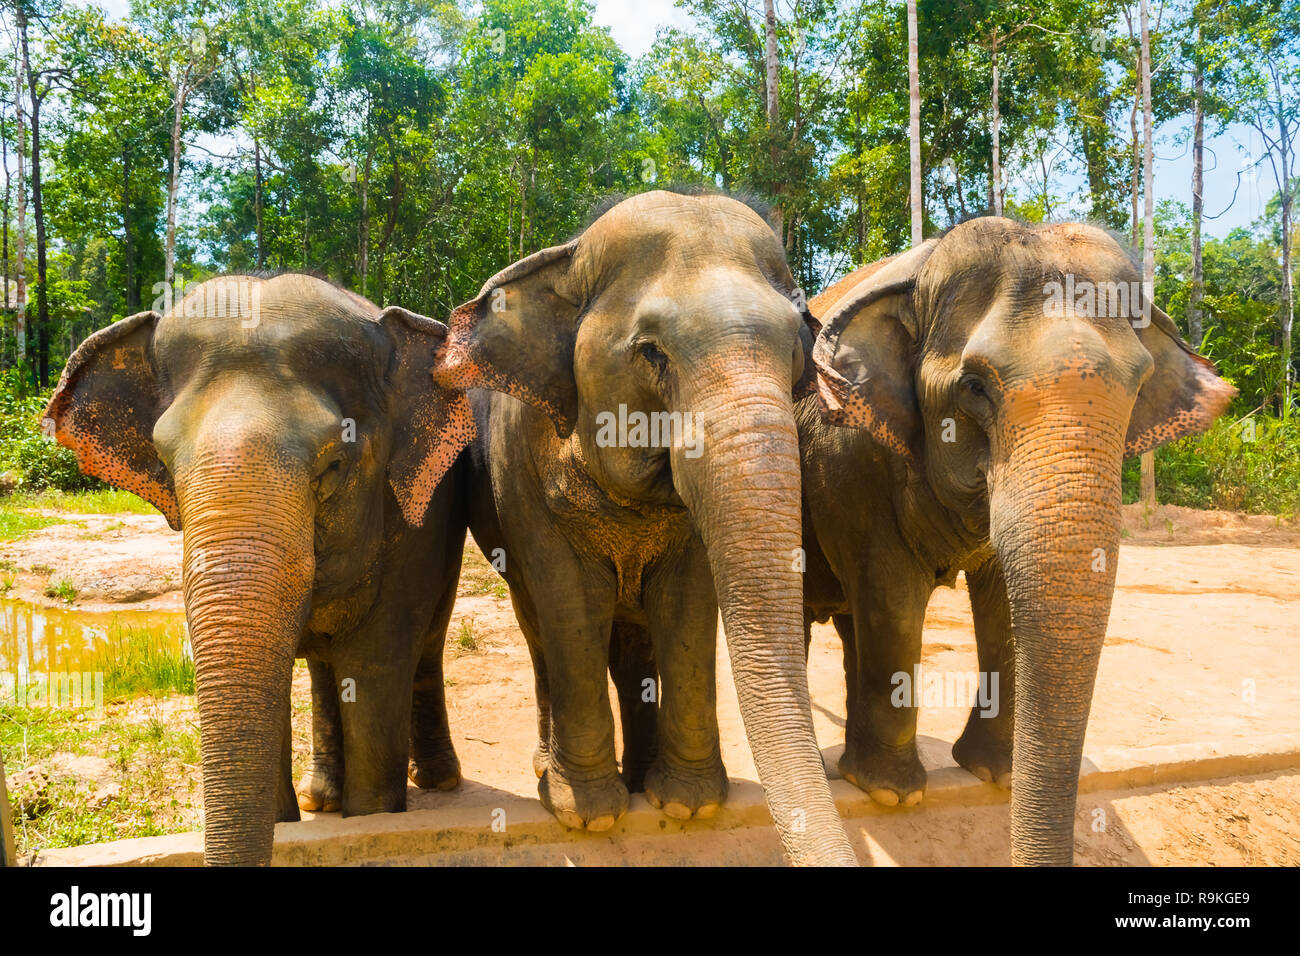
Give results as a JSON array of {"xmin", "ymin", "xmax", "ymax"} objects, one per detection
[
  {"xmin": 45, "ymin": 275, "xmax": 474, "ymax": 865},
  {"xmin": 801, "ymin": 218, "xmax": 1234, "ymax": 865}
]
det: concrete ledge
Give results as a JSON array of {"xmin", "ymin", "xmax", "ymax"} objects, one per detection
[{"xmin": 27, "ymin": 733, "xmax": 1300, "ymax": 867}]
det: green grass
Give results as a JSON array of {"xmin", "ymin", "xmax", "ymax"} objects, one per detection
[
  {"xmin": 458, "ymin": 547, "xmax": 509, "ymax": 599},
  {"xmin": 98, "ymin": 622, "xmax": 195, "ymax": 700},
  {"xmin": 0, "ymin": 487, "xmax": 153, "ymax": 543},
  {"xmin": 42, "ymin": 579, "xmax": 78, "ymax": 603},
  {"xmin": 1, "ymin": 705, "xmax": 203, "ymax": 856},
  {"xmin": 456, "ymin": 618, "xmax": 478, "ymax": 651},
  {"xmin": 4, "ymin": 488, "xmax": 157, "ymax": 515},
  {"xmin": 0, "ymin": 510, "xmax": 63, "ymax": 542}
]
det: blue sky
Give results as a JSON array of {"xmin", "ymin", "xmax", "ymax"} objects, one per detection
[{"xmin": 80, "ymin": 0, "xmax": 1270, "ymax": 238}]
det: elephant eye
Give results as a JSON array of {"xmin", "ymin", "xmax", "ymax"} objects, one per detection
[
  {"xmin": 637, "ymin": 341, "xmax": 669, "ymax": 375},
  {"xmin": 313, "ymin": 455, "xmax": 347, "ymax": 501},
  {"xmin": 957, "ymin": 373, "xmax": 994, "ymax": 422}
]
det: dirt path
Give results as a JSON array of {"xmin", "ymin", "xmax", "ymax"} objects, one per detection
[{"xmin": 3, "ymin": 501, "xmax": 1298, "ymax": 864}]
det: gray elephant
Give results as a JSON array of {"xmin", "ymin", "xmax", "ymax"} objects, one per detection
[
  {"xmin": 45, "ymin": 274, "xmax": 473, "ymax": 865},
  {"xmin": 429, "ymin": 190, "xmax": 856, "ymax": 866},
  {"xmin": 799, "ymin": 218, "xmax": 1235, "ymax": 865}
]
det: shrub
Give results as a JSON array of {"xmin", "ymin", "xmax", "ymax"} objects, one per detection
[
  {"xmin": 0, "ymin": 369, "xmax": 104, "ymax": 493},
  {"xmin": 1123, "ymin": 413, "xmax": 1300, "ymax": 517}
]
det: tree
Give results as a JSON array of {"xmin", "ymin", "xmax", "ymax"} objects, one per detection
[
  {"xmin": 132, "ymin": 0, "xmax": 228, "ymax": 292},
  {"xmin": 1139, "ymin": 0, "xmax": 1155, "ymax": 507},
  {"xmin": 10, "ymin": 13, "xmax": 26, "ymax": 365},
  {"xmin": 48, "ymin": 6, "xmax": 170, "ymax": 317},
  {"xmin": 13, "ymin": 0, "xmax": 70, "ymax": 385},
  {"xmin": 764, "ymin": 0, "xmax": 782, "ymax": 239},
  {"xmin": 1226, "ymin": 1, "xmax": 1300, "ymax": 414},
  {"xmin": 907, "ymin": 0, "xmax": 921, "ymax": 245}
]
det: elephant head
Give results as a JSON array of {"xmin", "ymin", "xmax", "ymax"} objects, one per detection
[
  {"xmin": 434, "ymin": 190, "xmax": 854, "ymax": 865},
  {"xmin": 45, "ymin": 274, "xmax": 472, "ymax": 865},
  {"xmin": 811, "ymin": 218, "xmax": 1234, "ymax": 865}
]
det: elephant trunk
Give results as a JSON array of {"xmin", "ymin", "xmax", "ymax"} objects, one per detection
[
  {"xmin": 178, "ymin": 462, "xmax": 315, "ymax": 866},
  {"xmin": 675, "ymin": 372, "xmax": 856, "ymax": 866},
  {"xmin": 989, "ymin": 403, "xmax": 1127, "ymax": 866}
]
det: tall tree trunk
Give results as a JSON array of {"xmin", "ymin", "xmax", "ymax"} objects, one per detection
[
  {"xmin": 165, "ymin": 75, "xmax": 187, "ymax": 291},
  {"xmin": 254, "ymin": 138, "xmax": 265, "ymax": 269},
  {"xmin": 28, "ymin": 90, "xmax": 47, "ymax": 385},
  {"xmin": 3, "ymin": 97, "xmax": 10, "ymax": 358},
  {"xmin": 13, "ymin": 16, "xmax": 27, "ymax": 366},
  {"xmin": 764, "ymin": 0, "xmax": 783, "ymax": 242},
  {"xmin": 1189, "ymin": 47, "xmax": 1205, "ymax": 349},
  {"xmin": 359, "ymin": 136, "xmax": 373, "ymax": 297},
  {"xmin": 18, "ymin": 5, "xmax": 47, "ymax": 385},
  {"xmin": 852, "ymin": 78, "xmax": 866, "ymax": 260},
  {"xmin": 990, "ymin": 30, "xmax": 1003, "ymax": 217},
  {"xmin": 122, "ymin": 149, "xmax": 137, "ymax": 311},
  {"xmin": 1275, "ymin": 68, "xmax": 1295, "ymax": 415},
  {"xmin": 1139, "ymin": 0, "xmax": 1156, "ymax": 507},
  {"xmin": 908, "ymin": 0, "xmax": 923, "ymax": 243}
]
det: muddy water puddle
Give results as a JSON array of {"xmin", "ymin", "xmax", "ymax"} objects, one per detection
[{"xmin": 0, "ymin": 599, "xmax": 191, "ymax": 702}]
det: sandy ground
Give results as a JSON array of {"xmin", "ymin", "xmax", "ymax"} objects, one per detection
[{"xmin": 3, "ymin": 501, "xmax": 1299, "ymax": 864}]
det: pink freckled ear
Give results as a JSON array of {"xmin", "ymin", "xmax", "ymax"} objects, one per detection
[
  {"xmin": 378, "ymin": 306, "xmax": 477, "ymax": 527},
  {"xmin": 44, "ymin": 311, "xmax": 180, "ymax": 529},
  {"xmin": 1125, "ymin": 306, "xmax": 1237, "ymax": 457}
]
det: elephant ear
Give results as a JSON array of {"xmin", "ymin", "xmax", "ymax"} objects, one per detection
[
  {"xmin": 434, "ymin": 242, "xmax": 582, "ymax": 437},
  {"xmin": 377, "ymin": 306, "xmax": 476, "ymax": 527},
  {"xmin": 44, "ymin": 310, "xmax": 180, "ymax": 529},
  {"xmin": 1125, "ymin": 305, "xmax": 1237, "ymax": 458},
  {"xmin": 810, "ymin": 241, "xmax": 938, "ymax": 461}
]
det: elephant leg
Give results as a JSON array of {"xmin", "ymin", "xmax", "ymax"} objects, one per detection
[
  {"xmin": 839, "ymin": 554, "xmax": 931, "ymax": 807},
  {"xmin": 296, "ymin": 659, "xmax": 343, "ymax": 812},
  {"xmin": 409, "ymin": 574, "xmax": 462, "ymax": 792},
  {"xmin": 832, "ymin": 612, "xmax": 858, "ymax": 740},
  {"xmin": 641, "ymin": 549, "xmax": 728, "ymax": 820},
  {"xmin": 507, "ymin": 587, "xmax": 553, "ymax": 779},
  {"xmin": 408, "ymin": 634, "xmax": 460, "ymax": 792},
  {"xmin": 533, "ymin": 580, "xmax": 626, "ymax": 832},
  {"xmin": 275, "ymin": 690, "xmax": 300, "ymax": 824},
  {"xmin": 334, "ymin": 653, "xmax": 411, "ymax": 817},
  {"xmin": 608, "ymin": 621, "xmax": 659, "ymax": 792},
  {"xmin": 953, "ymin": 559, "xmax": 1016, "ymax": 788}
]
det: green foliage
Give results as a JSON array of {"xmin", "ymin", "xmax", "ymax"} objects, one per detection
[
  {"xmin": 1123, "ymin": 415, "xmax": 1300, "ymax": 516},
  {"xmin": 0, "ymin": 0, "xmax": 1297, "ymax": 516},
  {"xmin": 0, "ymin": 373, "xmax": 103, "ymax": 493}
]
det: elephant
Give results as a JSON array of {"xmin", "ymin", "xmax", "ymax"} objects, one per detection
[
  {"xmin": 45, "ymin": 273, "xmax": 474, "ymax": 865},
  {"xmin": 798, "ymin": 217, "xmax": 1235, "ymax": 865},
  {"xmin": 430, "ymin": 189, "xmax": 857, "ymax": 866}
]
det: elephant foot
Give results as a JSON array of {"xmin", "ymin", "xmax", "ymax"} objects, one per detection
[
  {"xmin": 408, "ymin": 749, "xmax": 461, "ymax": 792},
  {"xmin": 538, "ymin": 761, "xmax": 628, "ymax": 832},
  {"xmin": 953, "ymin": 715, "xmax": 1013, "ymax": 789},
  {"xmin": 838, "ymin": 739, "xmax": 926, "ymax": 807},
  {"xmin": 643, "ymin": 754, "xmax": 728, "ymax": 820},
  {"xmin": 296, "ymin": 754, "xmax": 343, "ymax": 812}
]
